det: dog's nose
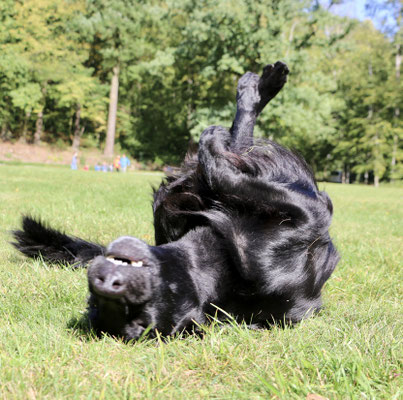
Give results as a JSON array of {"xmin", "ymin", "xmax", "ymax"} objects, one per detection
[
  {"xmin": 88, "ymin": 255, "xmax": 154, "ymax": 304},
  {"xmin": 90, "ymin": 262, "xmax": 127, "ymax": 298}
]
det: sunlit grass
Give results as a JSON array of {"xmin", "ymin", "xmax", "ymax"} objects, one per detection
[{"xmin": 0, "ymin": 164, "xmax": 401, "ymax": 399}]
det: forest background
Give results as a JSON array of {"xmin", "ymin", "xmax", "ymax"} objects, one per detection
[{"xmin": 0, "ymin": 0, "xmax": 401, "ymax": 185}]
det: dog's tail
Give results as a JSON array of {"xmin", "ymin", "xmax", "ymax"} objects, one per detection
[{"xmin": 11, "ymin": 216, "xmax": 105, "ymax": 267}]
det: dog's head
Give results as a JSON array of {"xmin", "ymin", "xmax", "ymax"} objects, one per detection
[
  {"xmin": 87, "ymin": 235, "xmax": 202, "ymax": 341},
  {"xmin": 87, "ymin": 236, "xmax": 158, "ymax": 340}
]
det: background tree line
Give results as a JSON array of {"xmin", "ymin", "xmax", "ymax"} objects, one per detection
[{"xmin": 0, "ymin": 0, "xmax": 401, "ymax": 184}]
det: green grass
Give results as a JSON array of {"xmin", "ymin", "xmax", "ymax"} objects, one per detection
[{"xmin": 0, "ymin": 164, "xmax": 402, "ymax": 399}]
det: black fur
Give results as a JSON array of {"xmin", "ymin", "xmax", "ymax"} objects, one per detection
[
  {"xmin": 12, "ymin": 216, "xmax": 105, "ymax": 266},
  {"xmin": 11, "ymin": 61, "xmax": 339, "ymax": 341}
]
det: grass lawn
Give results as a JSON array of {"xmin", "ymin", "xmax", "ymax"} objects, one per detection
[{"xmin": 0, "ymin": 164, "xmax": 402, "ymax": 399}]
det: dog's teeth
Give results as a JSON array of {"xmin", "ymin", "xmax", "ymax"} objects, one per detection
[
  {"xmin": 106, "ymin": 257, "xmax": 127, "ymax": 266},
  {"xmin": 107, "ymin": 257, "xmax": 142, "ymax": 267},
  {"xmin": 131, "ymin": 261, "xmax": 143, "ymax": 267}
]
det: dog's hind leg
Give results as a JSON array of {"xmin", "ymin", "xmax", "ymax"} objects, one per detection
[{"xmin": 230, "ymin": 61, "xmax": 289, "ymax": 151}]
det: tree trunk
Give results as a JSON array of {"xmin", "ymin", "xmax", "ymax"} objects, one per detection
[
  {"xmin": 364, "ymin": 171, "xmax": 369, "ymax": 185},
  {"xmin": 1, "ymin": 122, "xmax": 7, "ymax": 141},
  {"xmin": 286, "ymin": 20, "xmax": 298, "ymax": 56},
  {"xmin": 33, "ymin": 85, "xmax": 47, "ymax": 145},
  {"xmin": 104, "ymin": 65, "xmax": 120, "ymax": 157},
  {"xmin": 34, "ymin": 109, "xmax": 43, "ymax": 145},
  {"xmin": 21, "ymin": 110, "xmax": 31, "ymax": 143},
  {"xmin": 391, "ymin": 133, "xmax": 398, "ymax": 180},
  {"xmin": 368, "ymin": 62, "xmax": 380, "ymax": 187},
  {"xmin": 186, "ymin": 74, "xmax": 194, "ymax": 132},
  {"xmin": 374, "ymin": 131, "xmax": 380, "ymax": 187},
  {"xmin": 341, "ymin": 168, "xmax": 346, "ymax": 184},
  {"xmin": 391, "ymin": 45, "xmax": 401, "ymax": 182},
  {"xmin": 72, "ymin": 104, "xmax": 83, "ymax": 151}
]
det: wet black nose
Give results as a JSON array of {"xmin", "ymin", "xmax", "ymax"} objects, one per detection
[
  {"xmin": 88, "ymin": 255, "xmax": 154, "ymax": 305},
  {"xmin": 90, "ymin": 263, "xmax": 127, "ymax": 298}
]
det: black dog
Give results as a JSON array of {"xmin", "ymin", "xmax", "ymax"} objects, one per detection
[{"xmin": 12, "ymin": 62, "xmax": 339, "ymax": 341}]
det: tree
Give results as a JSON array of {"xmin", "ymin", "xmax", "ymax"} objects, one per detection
[
  {"xmin": 331, "ymin": 22, "xmax": 399, "ymax": 185},
  {"xmin": 0, "ymin": 0, "xmax": 22, "ymax": 140},
  {"xmin": 365, "ymin": 0, "xmax": 403, "ymax": 181},
  {"xmin": 121, "ymin": 0, "xmax": 352, "ymax": 166},
  {"xmin": 9, "ymin": 82, "xmax": 42, "ymax": 143},
  {"xmin": 0, "ymin": 0, "xmax": 400, "ymax": 178},
  {"xmin": 3, "ymin": 0, "xmax": 87, "ymax": 144},
  {"xmin": 55, "ymin": 66, "xmax": 106, "ymax": 150},
  {"xmin": 78, "ymin": 0, "xmax": 150, "ymax": 157}
]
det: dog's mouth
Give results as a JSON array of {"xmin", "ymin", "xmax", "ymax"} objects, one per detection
[
  {"xmin": 86, "ymin": 242, "xmax": 155, "ymax": 340},
  {"xmin": 105, "ymin": 255, "xmax": 144, "ymax": 268},
  {"xmin": 88, "ymin": 254, "xmax": 154, "ymax": 306}
]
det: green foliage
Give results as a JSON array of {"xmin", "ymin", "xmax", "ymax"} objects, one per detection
[
  {"xmin": 0, "ymin": 0, "xmax": 401, "ymax": 181},
  {"xmin": 329, "ymin": 21, "xmax": 402, "ymax": 182}
]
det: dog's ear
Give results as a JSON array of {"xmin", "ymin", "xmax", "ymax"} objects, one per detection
[{"xmin": 313, "ymin": 241, "xmax": 340, "ymax": 292}]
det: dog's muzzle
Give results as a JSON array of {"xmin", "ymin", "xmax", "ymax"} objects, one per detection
[{"xmin": 88, "ymin": 256, "xmax": 153, "ymax": 305}]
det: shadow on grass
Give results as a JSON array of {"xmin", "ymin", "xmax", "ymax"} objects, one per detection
[
  {"xmin": 65, "ymin": 305, "xmax": 296, "ymax": 345},
  {"xmin": 66, "ymin": 312, "xmax": 158, "ymax": 345},
  {"xmin": 67, "ymin": 312, "xmax": 99, "ymax": 342},
  {"xmin": 66, "ymin": 312, "xmax": 220, "ymax": 345}
]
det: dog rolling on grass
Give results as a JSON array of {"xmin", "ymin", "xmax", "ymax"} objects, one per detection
[{"xmin": 12, "ymin": 61, "xmax": 339, "ymax": 341}]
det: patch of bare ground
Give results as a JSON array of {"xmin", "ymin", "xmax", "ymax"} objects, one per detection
[{"xmin": 0, "ymin": 142, "xmax": 113, "ymax": 167}]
